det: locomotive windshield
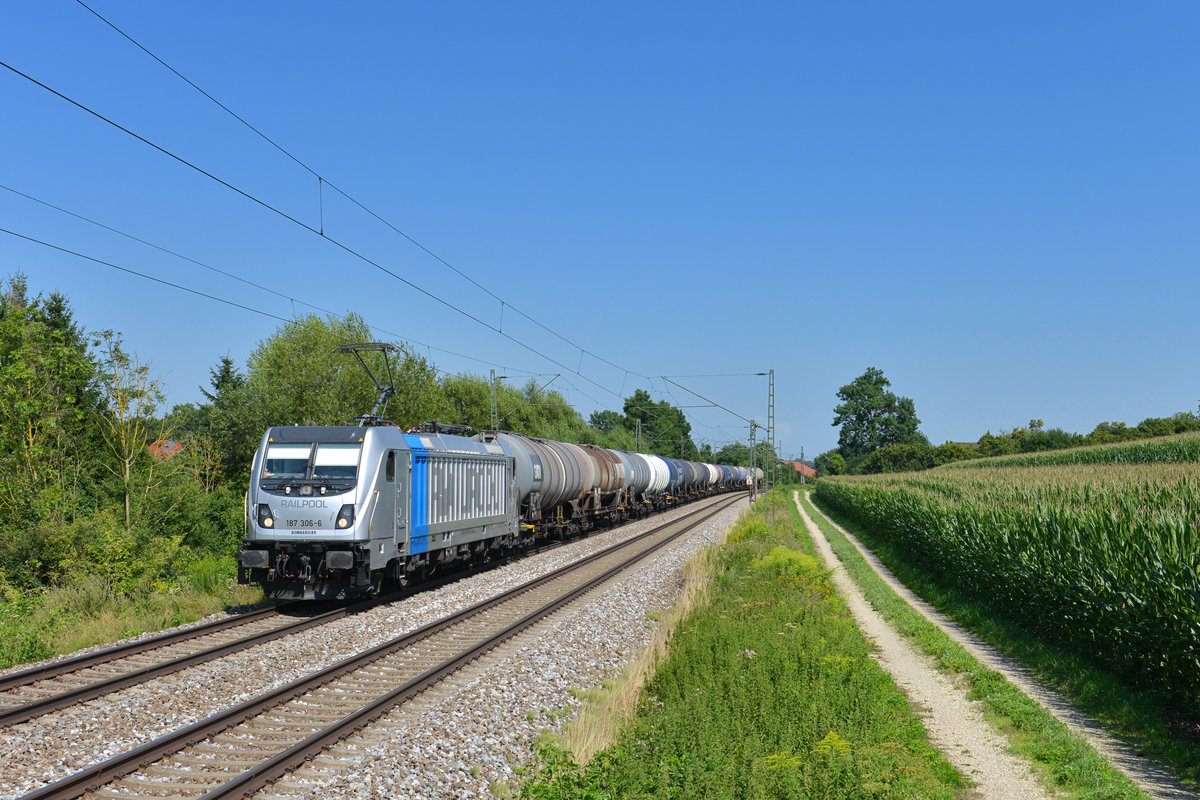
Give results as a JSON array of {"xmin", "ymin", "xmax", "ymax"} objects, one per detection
[
  {"xmin": 312, "ymin": 443, "xmax": 360, "ymax": 480},
  {"xmin": 262, "ymin": 443, "xmax": 362, "ymax": 483},
  {"xmin": 264, "ymin": 444, "xmax": 310, "ymax": 478}
]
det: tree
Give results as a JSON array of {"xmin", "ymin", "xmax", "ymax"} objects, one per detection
[
  {"xmin": 714, "ymin": 442, "xmax": 750, "ymax": 465},
  {"xmin": 621, "ymin": 389, "xmax": 698, "ymax": 458},
  {"xmin": 588, "ymin": 409, "xmax": 624, "ymax": 434},
  {"xmin": 94, "ymin": 332, "xmax": 166, "ymax": 529},
  {"xmin": 832, "ymin": 367, "xmax": 925, "ymax": 458},
  {"xmin": 242, "ymin": 313, "xmax": 450, "ymax": 433},
  {"xmin": 0, "ymin": 276, "xmax": 101, "ymax": 525},
  {"xmin": 859, "ymin": 442, "xmax": 935, "ymax": 474}
]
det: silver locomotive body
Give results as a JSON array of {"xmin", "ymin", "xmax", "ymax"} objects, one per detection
[{"xmin": 238, "ymin": 425, "xmax": 514, "ymax": 599}]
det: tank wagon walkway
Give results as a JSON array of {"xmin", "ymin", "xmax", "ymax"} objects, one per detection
[{"xmin": 792, "ymin": 491, "xmax": 1194, "ymax": 800}]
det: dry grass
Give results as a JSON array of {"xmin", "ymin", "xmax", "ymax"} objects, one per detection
[{"xmin": 554, "ymin": 509, "xmax": 741, "ymax": 764}]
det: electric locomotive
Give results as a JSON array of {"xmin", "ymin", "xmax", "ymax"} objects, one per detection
[
  {"xmin": 238, "ymin": 424, "xmax": 515, "ymax": 599},
  {"xmin": 237, "ymin": 343, "xmax": 756, "ymax": 599}
]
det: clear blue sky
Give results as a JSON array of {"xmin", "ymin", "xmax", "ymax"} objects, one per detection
[{"xmin": 3, "ymin": 2, "xmax": 1197, "ymax": 458}]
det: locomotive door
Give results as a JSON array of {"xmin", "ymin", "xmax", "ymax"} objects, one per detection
[
  {"xmin": 394, "ymin": 450, "xmax": 410, "ymax": 546},
  {"xmin": 374, "ymin": 450, "xmax": 398, "ymax": 541}
]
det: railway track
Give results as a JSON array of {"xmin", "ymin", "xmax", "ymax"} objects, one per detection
[
  {"xmin": 0, "ymin": 603, "xmax": 363, "ymax": 728},
  {"xmin": 0, "ymin": 510, "xmax": 659, "ymax": 729},
  {"xmin": 20, "ymin": 492, "xmax": 742, "ymax": 800}
]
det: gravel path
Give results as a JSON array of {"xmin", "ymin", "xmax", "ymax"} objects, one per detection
[
  {"xmin": 797, "ymin": 491, "xmax": 1197, "ymax": 800},
  {"xmin": 0, "ymin": 497, "xmax": 746, "ymax": 800},
  {"xmin": 792, "ymin": 492, "xmax": 1048, "ymax": 799}
]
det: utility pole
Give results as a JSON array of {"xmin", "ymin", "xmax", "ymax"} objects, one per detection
[
  {"xmin": 489, "ymin": 369, "xmax": 498, "ymax": 431},
  {"xmin": 635, "ymin": 418, "xmax": 642, "ymax": 453},
  {"xmin": 800, "ymin": 445, "xmax": 806, "ymax": 485},
  {"xmin": 749, "ymin": 424, "xmax": 757, "ymax": 503},
  {"xmin": 766, "ymin": 368, "xmax": 775, "ymax": 520},
  {"xmin": 490, "ymin": 370, "xmax": 510, "ymax": 431}
]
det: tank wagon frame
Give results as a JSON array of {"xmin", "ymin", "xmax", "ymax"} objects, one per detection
[{"xmin": 239, "ymin": 423, "xmax": 757, "ymax": 600}]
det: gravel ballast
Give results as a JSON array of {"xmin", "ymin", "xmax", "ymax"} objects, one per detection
[{"xmin": 0, "ymin": 497, "xmax": 747, "ymax": 800}]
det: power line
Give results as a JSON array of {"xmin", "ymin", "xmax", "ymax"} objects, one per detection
[
  {"xmin": 72, "ymin": 0, "xmax": 652, "ymax": 384},
  {"xmin": 662, "ymin": 372, "xmax": 770, "ymax": 378},
  {"xmin": 0, "ymin": 183, "xmax": 555, "ymax": 376},
  {"xmin": 0, "ymin": 227, "xmax": 290, "ymax": 323},
  {"xmin": 1, "ymin": 182, "xmax": 299, "ymax": 306},
  {"xmin": 0, "ymin": 56, "xmax": 628, "ymax": 399}
]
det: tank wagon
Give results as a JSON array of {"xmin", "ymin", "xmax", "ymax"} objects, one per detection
[{"xmin": 239, "ymin": 424, "xmax": 750, "ymax": 599}]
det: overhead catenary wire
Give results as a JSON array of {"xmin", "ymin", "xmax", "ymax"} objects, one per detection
[
  {"xmin": 71, "ymin": 0, "xmax": 652, "ymax": 385},
  {"xmin": 0, "ymin": 225, "xmax": 744, "ymax": 446},
  {"xmin": 0, "ymin": 184, "xmax": 558, "ymax": 377},
  {"xmin": 0, "ymin": 56, "xmax": 631, "ymax": 401},
  {"xmin": 0, "ymin": 227, "xmax": 291, "ymax": 324}
]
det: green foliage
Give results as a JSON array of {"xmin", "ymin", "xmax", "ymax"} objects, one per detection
[
  {"xmin": 622, "ymin": 388, "xmax": 700, "ymax": 459},
  {"xmin": 831, "ymin": 367, "xmax": 927, "ymax": 459},
  {"xmin": 0, "ymin": 274, "xmax": 102, "ymax": 526},
  {"xmin": 712, "ymin": 440, "xmax": 778, "ymax": 468},
  {"xmin": 858, "ymin": 443, "xmax": 936, "ymax": 474},
  {"xmin": 243, "ymin": 312, "xmax": 450, "ymax": 431},
  {"xmin": 750, "ymin": 545, "xmax": 820, "ymax": 580},
  {"xmin": 0, "ymin": 586, "xmax": 54, "ymax": 666},
  {"xmin": 588, "ymin": 409, "xmax": 624, "ymax": 433},
  {"xmin": 520, "ymin": 502, "xmax": 962, "ymax": 799},
  {"xmin": 801, "ymin": 489, "xmax": 1157, "ymax": 798},
  {"xmin": 969, "ymin": 414, "xmax": 1200, "ymax": 465},
  {"xmin": 945, "ymin": 430, "xmax": 1200, "ymax": 470},
  {"xmin": 817, "ymin": 455, "xmax": 1200, "ymax": 718}
]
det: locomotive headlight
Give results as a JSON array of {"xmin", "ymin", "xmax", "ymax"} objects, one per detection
[
  {"xmin": 336, "ymin": 504, "xmax": 355, "ymax": 529},
  {"xmin": 257, "ymin": 504, "xmax": 275, "ymax": 528}
]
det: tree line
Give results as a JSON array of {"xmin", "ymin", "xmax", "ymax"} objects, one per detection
[
  {"xmin": 814, "ymin": 366, "xmax": 1200, "ymax": 476},
  {"xmin": 0, "ymin": 275, "xmax": 774, "ymax": 600}
]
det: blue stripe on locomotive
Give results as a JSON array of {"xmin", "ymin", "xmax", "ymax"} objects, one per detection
[{"xmin": 405, "ymin": 434, "xmax": 430, "ymax": 555}]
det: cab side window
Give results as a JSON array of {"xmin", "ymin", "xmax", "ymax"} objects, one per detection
[{"xmin": 386, "ymin": 451, "xmax": 396, "ymax": 482}]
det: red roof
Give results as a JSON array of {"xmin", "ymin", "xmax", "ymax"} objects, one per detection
[
  {"xmin": 148, "ymin": 439, "xmax": 185, "ymax": 460},
  {"xmin": 783, "ymin": 460, "xmax": 816, "ymax": 477}
]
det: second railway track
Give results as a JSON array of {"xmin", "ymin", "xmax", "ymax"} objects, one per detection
[
  {"xmin": 0, "ymin": 499, "xmax": 694, "ymax": 730},
  {"xmin": 16, "ymin": 493, "xmax": 744, "ymax": 800}
]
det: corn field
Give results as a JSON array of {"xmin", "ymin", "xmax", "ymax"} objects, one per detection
[
  {"xmin": 943, "ymin": 431, "xmax": 1200, "ymax": 469},
  {"xmin": 815, "ymin": 445, "xmax": 1200, "ymax": 716}
]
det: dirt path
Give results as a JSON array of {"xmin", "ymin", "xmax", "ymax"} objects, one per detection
[
  {"xmin": 791, "ymin": 491, "xmax": 1048, "ymax": 798},
  {"xmin": 794, "ymin": 491, "xmax": 1196, "ymax": 800}
]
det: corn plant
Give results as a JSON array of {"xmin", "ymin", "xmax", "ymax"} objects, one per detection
[{"xmin": 817, "ymin": 450, "xmax": 1200, "ymax": 716}]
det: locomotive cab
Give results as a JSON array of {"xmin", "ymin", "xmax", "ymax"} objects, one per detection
[{"xmin": 238, "ymin": 425, "xmax": 402, "ymax": 599}]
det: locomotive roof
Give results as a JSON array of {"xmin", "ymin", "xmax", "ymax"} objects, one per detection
[{"xmin": 267, "ymin": 425, "xmax": 371, "ymax": 443}]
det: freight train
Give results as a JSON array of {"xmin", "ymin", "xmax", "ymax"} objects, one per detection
[{"xmin": 237, "ymin": 423, "xmax": 761, "ymax": 599}]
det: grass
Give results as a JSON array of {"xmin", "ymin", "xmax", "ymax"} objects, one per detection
[
  {"xmin": 518, "ymin": 494, "xmax": 964, "ymax": 799},
  {"xmin": 0, "ymin": 556, "xmax": 263, "ymax": 670},
  {"xmin": 801, "ymin": 488, "xmax": 1187, "ymax": 799}
]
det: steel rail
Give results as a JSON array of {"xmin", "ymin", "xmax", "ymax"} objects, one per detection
[
  {"xmin": 21, "ymin": 492, "xmax": 744, "ymax": 800},
  {"xmin": 203, "ymin": 493, "xmax": 744, "ymax": 800},
  {"xmin": 0, "ymin": 491, "xmax": 730, "ymax": 726},
  {"xmin": 0, "ymin": 604, "xmax": 364, "ymax": 728},
  {"xmin": 0, "ymin": 605, "xmax": 284, "ymax": 694}
]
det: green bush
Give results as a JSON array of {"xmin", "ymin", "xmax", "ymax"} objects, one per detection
[{"xmin": 0, "ymin": 594, "xmax": 53, "ymax": 667}]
